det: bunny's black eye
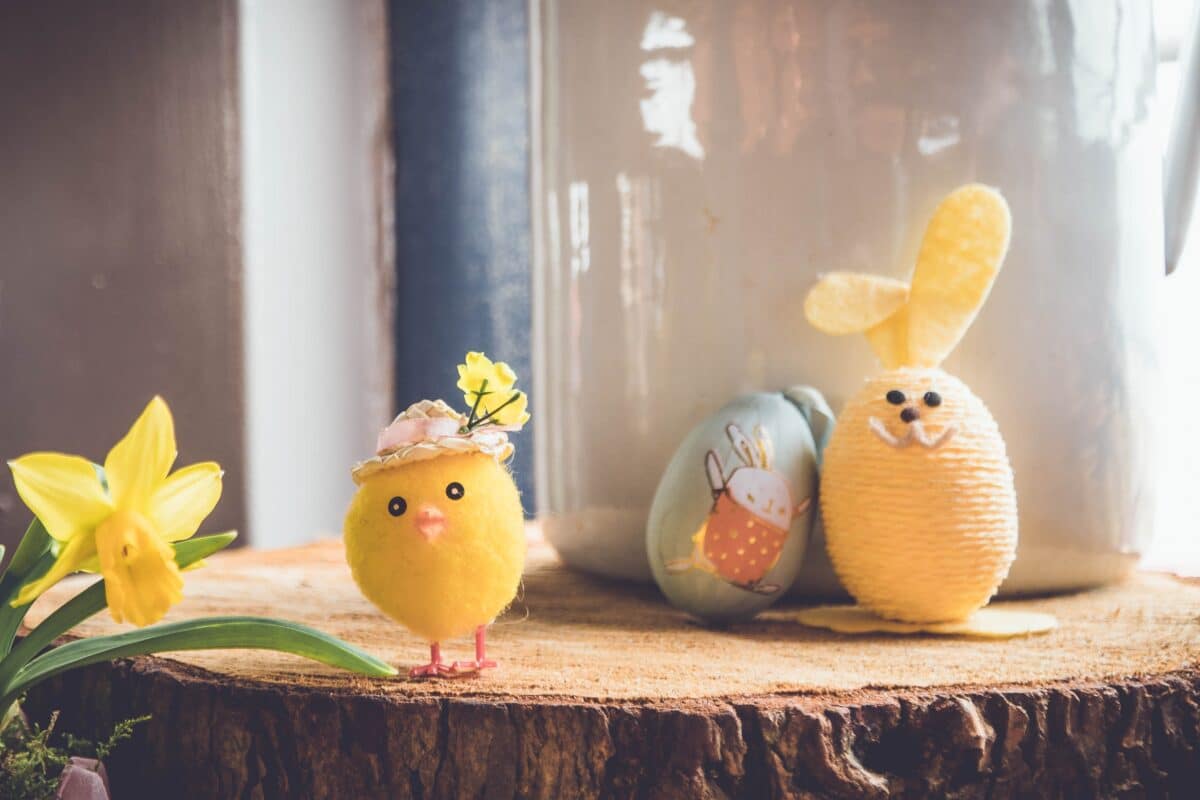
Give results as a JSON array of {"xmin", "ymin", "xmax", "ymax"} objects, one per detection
[
  {"xmin": 387, "ymin": 496, "xmax": 407, "ymax": 517},
  {"xmin": 886, "ymin": 390, "xmax": 905, "ymax": 405},
  {"xmin": 446, "ymin": 482, "xmax": 465, "ymax": 501},
  {"xmin": 923, "ymin": 391, "xmax": 942, "ymax": 407}
]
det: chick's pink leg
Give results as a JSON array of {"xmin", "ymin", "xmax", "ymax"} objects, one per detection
[
  {"xmin": 409, "ymin": 642, "xmax": 453, "ymax": 678},
  {"xmin": 451, "ymin": 625, "xmax": 498, "ymax": 673}
]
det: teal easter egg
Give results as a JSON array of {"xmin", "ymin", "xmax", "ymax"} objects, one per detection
[{"xmin": 646, "ymin": 386, "xmax": 833, "ymax": 623}]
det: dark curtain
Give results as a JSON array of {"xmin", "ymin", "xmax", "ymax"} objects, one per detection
[{"xmin": 388, "ymin": 0, "xmax": 534, "ymax": 503}]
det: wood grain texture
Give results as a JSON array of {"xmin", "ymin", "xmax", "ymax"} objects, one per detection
[
  {"xmin": 18, "ymin": 535, "xmax": 1200, "ymax": 798},
  {"xmin": 0, "ymin": 0, "xmax": 243, "ymax": 550},
  {"xmin": 22, "ymin": 662, "xmax": 1200, "ymax": 799}
]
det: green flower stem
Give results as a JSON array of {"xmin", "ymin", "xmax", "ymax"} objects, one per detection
[
  {"xmin": 0, "ymin": 617, "xmax": 397, "ymax": 710},
  {"xmin": 0, "ymin": 533, "xmax": 237, "ymax": 693},
  {"xmin": 466, "ymin": 379, "xmax": 489, "ymax": 428},
  {"xmin": 471, "ymin": 391, "xmax": 520, "ymax": 427}
]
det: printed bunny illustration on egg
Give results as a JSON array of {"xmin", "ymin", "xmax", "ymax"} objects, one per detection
[
  {"xmin": 648, "ymin": 387, "xmax": 831, "ymax": 624},
  {"xmin": 666, "ymin": 423, "xmax": 810, "ymax": 594},
  {"xmin": 798, "ymin": 184, "xmax": 1055, "ymax": 637}
]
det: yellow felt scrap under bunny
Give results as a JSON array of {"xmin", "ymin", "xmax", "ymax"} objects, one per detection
[
  {"xmin": 794, "ymin": 604, "xmax": 1055, "ymax": 638},
  {"xmin": 799, "ymin": 184, "xmax": 1052, "ymax": 638}
]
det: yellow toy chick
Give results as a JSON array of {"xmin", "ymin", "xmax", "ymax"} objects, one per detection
[
  {"xmin": 344, "ymin": 353, "xmax": 529, "ymax": 677},
  {"xmin": 800, "ymin": 184, "xmax": 1054, "ymax": 637}
]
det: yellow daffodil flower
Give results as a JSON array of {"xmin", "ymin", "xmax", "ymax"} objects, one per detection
[
  {"xmin": 7, "ymin": 397, "xmax": 223, "ymax": 627},
  {"xmin": 456, "ymin": 351, "xmax": 530, "ymax": 428}
]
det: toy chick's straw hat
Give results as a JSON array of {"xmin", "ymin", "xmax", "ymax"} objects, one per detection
[
  {"xmin": 351, "ymin": 399, "xmax": 515, "ymax": 484},
  {"xmin": 352, "ymin": 352, "xmax": 530, "ymax": 485}
]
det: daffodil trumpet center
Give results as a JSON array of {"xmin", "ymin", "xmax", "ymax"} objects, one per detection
[{"xmin": 95, "ymin": 510, "xmax": 183, "ymax": 627}]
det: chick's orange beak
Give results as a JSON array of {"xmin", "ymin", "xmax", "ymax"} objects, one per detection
[{"xmin": 415, "ymin": 504, "xmax": 447, "ymax": 541}]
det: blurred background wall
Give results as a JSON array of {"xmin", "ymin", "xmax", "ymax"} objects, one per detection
[
  {"xmin": 0, "ymin": 1, "xmax": 246, "ymax": 548},
  {"xmin": 239, "ymin": 0, "xmax": 393, "ymax": 549},
  {"xmin": 0, "ymin": 0, "xmax": 1197, "ymax": 572},
  {"xmin": 0, "ymin": 0, "xmax": 396, "ymax": 552},
  {"xmin": 0, "ymin": 0, "xmax": 527, "ymax": 553}
]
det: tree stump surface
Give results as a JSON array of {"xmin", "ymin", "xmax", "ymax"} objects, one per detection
[{"xmin": 20, "ymin": 533, "xmax": 1200, "ymax": 799}]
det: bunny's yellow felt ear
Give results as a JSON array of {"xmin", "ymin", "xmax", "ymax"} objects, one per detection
[
  {"xmin": 804, "ymin": 272, "xmax": 910, "ymax": 368},
  {"xmin": 803, "ymin": 272, "xmax": 909, "ymax": 334},
  {"xmin": 905, "ymin": 184, "xmax": 1011, "ymax": 367},
  {"xmin": 863, "ymin": 310, "xmax": 908, "ymax": 370}
]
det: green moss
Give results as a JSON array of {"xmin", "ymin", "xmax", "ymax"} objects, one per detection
[{"xmin": 0, "ymin": 708, "xmax": 147, "ymax": 800}]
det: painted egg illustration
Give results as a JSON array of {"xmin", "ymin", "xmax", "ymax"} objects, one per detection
[
  {"xmin": 647, "ymin": 387, "xmax": 833, "ymax": 623},
  {"xmin": 678, "ymin": 430, "xmax": 801, "ymax": 592}
]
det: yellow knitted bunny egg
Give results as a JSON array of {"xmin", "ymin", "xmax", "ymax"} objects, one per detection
[
  {"xmin": 820, "ymin": 368, "xmax": 1015, "ymax": 622},
  {"xmin": 800, "ymin": 184, "xmax": 1053, "ymax": 637}
]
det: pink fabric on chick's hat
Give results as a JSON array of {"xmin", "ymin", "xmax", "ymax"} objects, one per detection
[{"xmin": 351, "ymin": 399, "xmax": 515, "ymax": 484}]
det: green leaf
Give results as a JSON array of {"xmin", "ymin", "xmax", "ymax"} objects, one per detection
[
  {"xmin": 0, "ymin": 616, "xmax": 397, "ymax": 708},
  {"xmin": 0, "ymin": 532, "xmax": 238, "ymax": 688},
  {"xmin": 4, "ymin": 519, "xmax": 52, "ymax": 585},
  {"xmin": 0, "ymin": 552, "xmax": 55, "ymax": 659},
  {"xmin": 0, "ymin": 558, "xmax": 54, "ymax": 656},
  {"xmin": 171, "ymin": 531, "xmax": 238, "ymax": 566},
  {"xmin": 0, "ymin": 519, "xmax": 57, "ymax": 657}
]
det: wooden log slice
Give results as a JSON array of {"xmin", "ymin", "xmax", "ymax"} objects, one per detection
[{"xmin": 20, "ymin": 534, "xmax": 1200, "ymax": 799}]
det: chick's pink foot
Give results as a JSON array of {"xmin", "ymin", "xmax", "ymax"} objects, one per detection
[
  {"xmin": 409, "ymin": 643, "xmax": 453, "ymax": 678},
  {"xmin": 450, "ymin": 625, "xmax": 498, "ymax": 674},
  {"xmin": 409, "ymin": 662, "xmax": 454, "ymax": 678}
]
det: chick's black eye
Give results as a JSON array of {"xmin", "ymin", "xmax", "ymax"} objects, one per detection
[
  {"xmin": 446, "ymin": 482, "xmax": 465, "ymax": 501},
  {"xmin": 923, "ymin": 391, "xmax": 942, "ymax": 407},
  {"xmin": 886, "ymin": 390, "xmax": 906, "ymax": 405},
  {"xmin": 387, "ymin": 496, "xmax": 407, "ymax": 517}
]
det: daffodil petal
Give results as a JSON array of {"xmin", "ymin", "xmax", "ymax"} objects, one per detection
[
  {"xmin": 12, "ymin": 533, "xmax": 98, "ymax": 607},
  {"xmin": 8, "ymin": 454, "xmax": 112, "ymax": 542},
  {"xmin": 104, "ymin": 396, "xmax": 177, "ymax": 511},
  {"xmin": 149, "ymin": 462, "xmax": 223, "ymax": 542}
]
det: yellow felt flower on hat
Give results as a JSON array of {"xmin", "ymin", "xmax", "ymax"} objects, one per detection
[
  {"xmin": 457, "ymin": 351, "xmax": 516, "ymax": 405},
  {"xmin": 490, "ymin": 389, "xmax": 530, "ymax": 428},
  {"xmin": 456, "ymin": 351, "xmax": 531, "ymax": 429},
  {"xmin": 7, "ymin": 397, "xmax": 223, "ymax": 627}
]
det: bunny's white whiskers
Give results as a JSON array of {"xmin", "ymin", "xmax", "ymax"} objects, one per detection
[
  {"xmin": 868, "ymin": 417, "xmax": 958, "ymax": 450},
  {"xmin": 868, "ymin": 417, "xmax": 910, "ymax": 448}
]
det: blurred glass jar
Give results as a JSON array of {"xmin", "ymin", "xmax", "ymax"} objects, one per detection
[{"xmin": 532, "ymin": 0, "xmax": 1200, "ymax": 593}]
